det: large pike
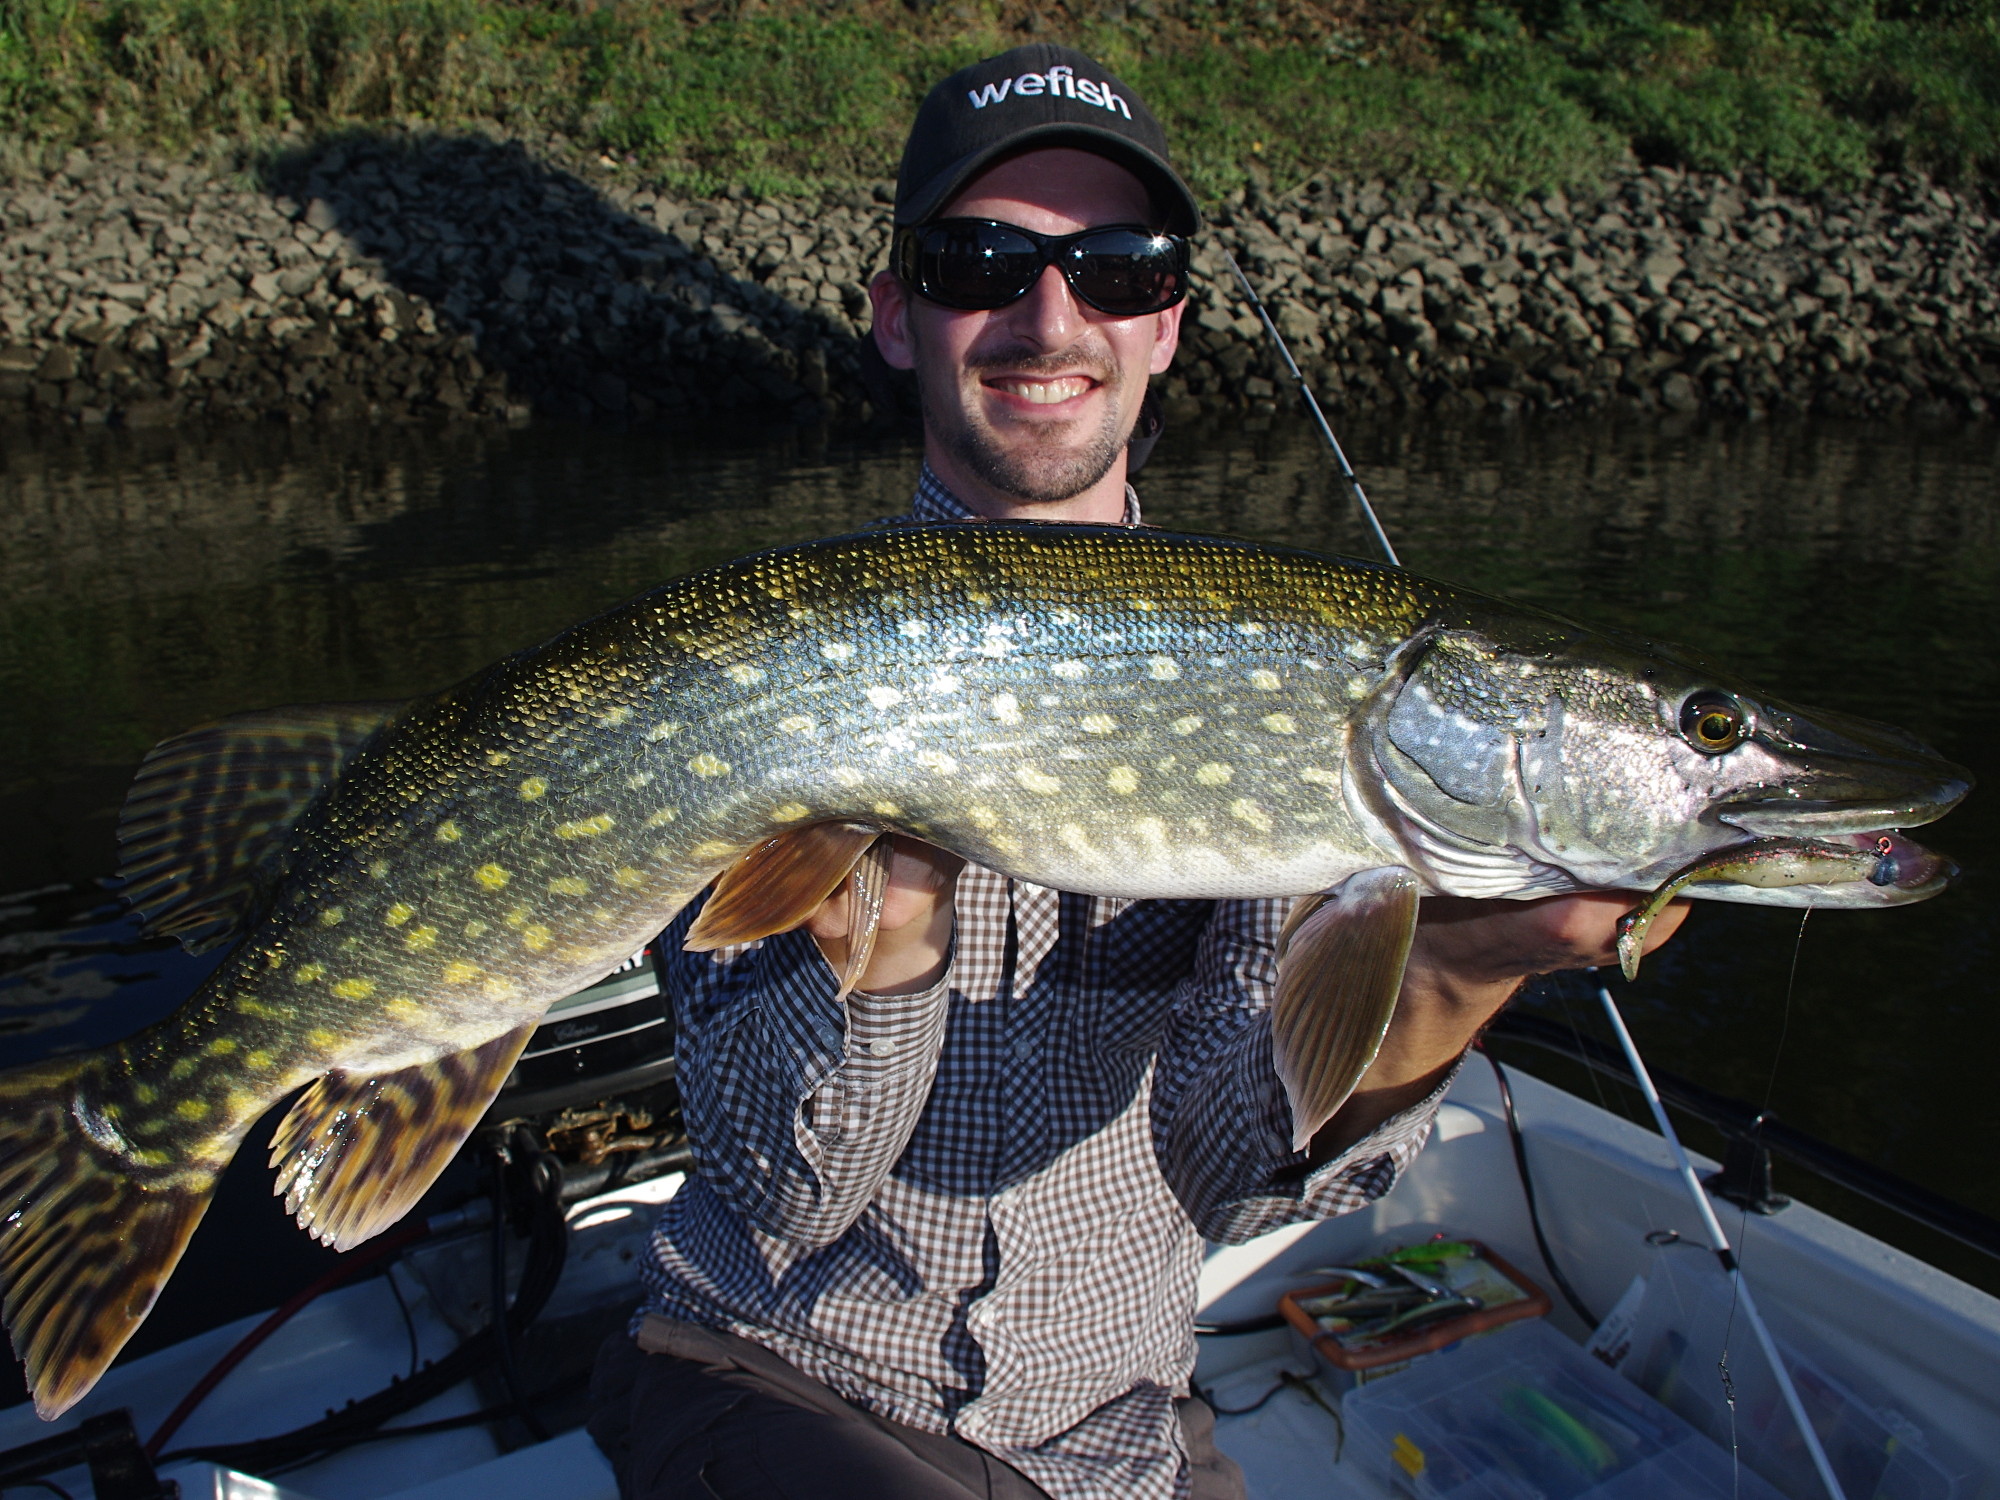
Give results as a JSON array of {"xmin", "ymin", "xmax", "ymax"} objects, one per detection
[{"xmin": 0, "ymin": 522, "xmax": 1969, "ymax": 1416}]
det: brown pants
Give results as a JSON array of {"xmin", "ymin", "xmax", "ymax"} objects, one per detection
[{"xmin": 588, "ymin": 1315, "xmax": 1246, "ymax": 1500}]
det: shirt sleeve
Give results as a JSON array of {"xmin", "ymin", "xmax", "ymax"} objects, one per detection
[
  {"xmin": 661, "ymin": 901, "xmax": 953, "ymax": 1249},
  {"xmin": 1147, "ymin": 897, "xmax": 1455, "ymax": 1244}
]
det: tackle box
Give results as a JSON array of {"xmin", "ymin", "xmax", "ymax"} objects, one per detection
[
  {"xmin": 1342, "ymin": 1318, "xmax": 1786, "ymax": 1499},
  {"xmin": 1279, "ymin": 1239, "xmax": 1551, "ymax": 1372}
]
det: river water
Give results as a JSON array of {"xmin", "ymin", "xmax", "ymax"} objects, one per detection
[{"xmin": 1, "ymin": 410, "xmax": 1995, "ymax": 1305}]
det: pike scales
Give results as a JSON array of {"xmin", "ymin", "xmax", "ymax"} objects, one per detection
[{"xmin": 0, "ymin": 521, "xmax": 1969, "ymax": 1419}]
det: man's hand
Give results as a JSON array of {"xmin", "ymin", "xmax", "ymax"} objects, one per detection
[
  {"xmin": 1310, "ymin": 891, "xmax": 1691, "ymax": 1158},
  {"xmin": 805, "ymin": 837, "xmax": 965, "ymax": 996}
]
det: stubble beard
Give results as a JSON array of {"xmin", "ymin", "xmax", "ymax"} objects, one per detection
[{"xmin": 920, "ymin": 343, "xmax": 1133, "ymax": 506}]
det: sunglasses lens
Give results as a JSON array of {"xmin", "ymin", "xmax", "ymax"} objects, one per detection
[
  {"xmin": 1066, "ymin": 229, "xmax": 1186, "ymax": 315},
  {"xmin": 919, "ymin": 223, "xmax": 1043, "ymax": 309}
]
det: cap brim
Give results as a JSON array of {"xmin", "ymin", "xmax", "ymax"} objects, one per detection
[{"xmin": 898, "ymin": 124, "xmax": 1201, "ymax": 235}]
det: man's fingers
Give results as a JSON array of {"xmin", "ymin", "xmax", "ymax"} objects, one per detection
[
  {"xmin": 1411, "ymin": 890, "xmax": 1694, "ymax": 984},
  {"xmin": 805, "ymin": 837, "xmax": 965, "ymax": 941}
]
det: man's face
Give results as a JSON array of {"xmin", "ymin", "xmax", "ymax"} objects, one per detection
[{"xmin": 870, "ymin": 148, "xmax": 1184, "ymax": 512}]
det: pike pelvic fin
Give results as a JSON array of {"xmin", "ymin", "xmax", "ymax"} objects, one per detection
[
  {"xmin": 0, "ymin": 1055, "xmax": 227, "ymax": 1418},
  {"xmin": 684, "ymin": 821, "xmax": 882, "ymax": 951},
  {"xmin": 270, "ymin": 1024, "xmax": 535, "ymax": 1252},
  {"xmin": 1271, "ymin": 867, "xmax": 1420, "ymax": 1153},
  {"xmin": 116, "ymin": 701, "xmax": 407, "ymax": 953}
]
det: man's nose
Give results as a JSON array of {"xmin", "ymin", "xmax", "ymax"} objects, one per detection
[{"xmin": 1006, "ymin": 261, "xmax": 1084, "ymax": 347}]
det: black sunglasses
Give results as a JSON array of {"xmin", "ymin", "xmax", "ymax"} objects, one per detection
[{"xmin": 894, "ymin": 219, "xmax": 1190, "ymax": 316}]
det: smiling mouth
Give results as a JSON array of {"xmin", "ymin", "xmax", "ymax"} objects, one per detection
[{"xmin": 986, "ymin": 374, "xmax": 1095, "ymax": 405}]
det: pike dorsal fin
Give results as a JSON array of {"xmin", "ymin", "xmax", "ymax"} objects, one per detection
[
  {"xmin": 116, "ymin": 701, "xmax": 405, "ymax": 952},
  {"xmin": 1271, "ymin": 868, "xmax": 1421, "ymax": 1152},
  {"xmin": 270, "ymin": 1022, "xmax": 537, "ymax": 1252},
  {"xmin": 684, "ymin": 820, "xmax": 883, "ymax": 951}
]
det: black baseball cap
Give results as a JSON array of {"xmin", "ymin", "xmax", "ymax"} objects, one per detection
[{"xmin": 894, "ymin": 45, "xmax": 1200, "ymax": 235}]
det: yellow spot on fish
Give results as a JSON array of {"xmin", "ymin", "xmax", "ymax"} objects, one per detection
[
  {"xmin": 1299, "ymin": 767, "xmax": 1339, "ymax": 787},
  {"xmin": 967, "ymin": 590, "xmax": 992, "ymax": 607},
  {"xmin": 1196, "ymin": 762, "xmax": 1235, "ymax": 786},
  {"xmin": 615, "ymin": 866, "xmax": 645, "ymax": 888},
  {"xmin": 1134, "ymin": 598, "xmax": 1158, "ymax": 612},
  {"xmin": 778, "ymin": 714, "xmax": 814, "ymax": 735},
  {"xmin": 169, "ymin": 1055, "xmax": 197, "ymax": 1081},
  {"xmin": 245, "ymin": 1050, "xmax": 273, "ymax": 1070},
  {"xmin": 991, "ymin": 693, "xmax": 1023, "ymax": 724},
  {"xmin": 1238, "ymin": 621, "xmax": 1267, "ymax": 636},
  {"xmin": 483, "ymin": 977, "xmax": 518, "ymax": 1000},
  {"xmin": 830, "ymin": 767, "xmax": 864, "ymax": 787},
  {"xmin": 1262, "ymin": 713, "xmax": 1298, "ymax": 735},
  {"xmin": 207, "ymin": 1038, "xmax": 237, "ymax": 1056},
  {"xmin": 693, "ymin": 840, "xmax": 737, "ymax": 859},
  {"xmin": 601, "ymin": 704, "xmax": 632, "ymax": 727},
  {"xmin": 519, "ymin": 776, "xmax": 549, "ymax": 801},
  {"xmin": 689, "ymin": 753, "xmax": 731, "ymax": 778},
  {"xmin": 294, "ymin": 962, "xmax": 327, "ymax": 984},
  {"xmin": 385, "ymin": 903, "xmax": 416, "ymax": 928},
  {"xmin": 969, "ymin": 805, "xmax": 999, "ymax": 829},
  {"xmin": 1230, "ymin": 798, "xmax": 1274, "ymax": 833},
  {"xmin": 646, "ymin": 808, "xmax": 678, "ymax": 827},
  {"xmin": 874, "ymin": 801, "xmax": 902, "ymax": 818},
  {"xmin": 385, "ymin": 998, "xmax": 425, "ymax": 1023},
  {"xmin": 475, "ymin": 863, "xmax": 512, "ymax": 890},
  {"xmin": 437, "ymin": 820, "xmax": 463, "ymax": 843},
  {"xmin": 1081, "ymin": 713, "xmax": 1117, "ymax": 734},
  {"xmin": 522, "ymin": 925, "xmax": 553, "ymax": 952},
  {"xmin": 821, "ymin": 641, "xmax": 856, "ymax": 662},
  {"xmin": 1107, "ymin": 766, "xmax": 1140, "ymax": 795},
  {"xmin": 237, "ymin": 997, "xmax": 284, "ymax": 1019},
  {"xmin": 899, "ymin": 618, "xmax": 929, "ymax": 638},
  {"xmin": 264, "ymin": 950, "xmax": 285, "ymax": 970},
  {"xmin": 306, "ymin": 1028, "xmax": 339, "ymax": 1050},
  {"xmin": 1249, "ymin": 669, "xmax": 1282, "ymax": 691},
  {"xmin": 1059, "ymin": 824, "xmax": 1092, "ymax": 854},
  {"xmin": 443, "ymin": 960, "xmax": 480, "ymax": 984},
  {"xmin": 176, "ymin": 1099, "xmax": 209, "ymax": 1122},
  {"xmin": 1015, "ymin": 766, "xmax": 1062, "ymax": 795},
  {"xmin": 1052, "ymin": 660, "xmax": 1088, "ymax": 680},
  {"xmin": 133, "ymin": 1082, "xmax": 158, "ymax": 1105},
  {"xmin": 404, "ymin": 925, "xmax": 439, "ymax": 951},
  {"xmin": 726, "ymin": 664, "xmax": 765, "ymax": 686},
  {"xmin": 549, "ymin": 876, "xmax": 588, "ymax": 896},
  {"xmin": 627, "ymin": 771, "xmax": 656, "ymax": 790},
  {"xmin": 866, "ymin": 686, "xmax": 903, "ymax": 710},
  {"xmin": 647, "ymin": 721, "xmax": 681, "ymax": 742},
  {"xmin": 1173, "ymin": 715, "xmax": 1203, "ymax": 736},
  {"xmin": 1148, "ymin": 656, "xmax": 1181, "ymax": 681},
  {"xmin": 319, "ymin": 907, "xmax": 344, "ymax": 927},
  {"xmin": 463, "ymin": 920, "xmax": 488, "ymax": 938},
  {"xmin": 916, "ymin": 749, "xmax": 959, "ymax": 775},
  {"xmin": 487, "ymin": 751, "xmax": 511, "ymax": 767},
  {"xmin": 558, "ymin": 814, "xmax": 616, "ymax": 839},
  {"xmin": 332, "ymin": 978, "xmax": 376, "ymax": 1000},
  {"xmin": 1134, "ymin": 816, "xmax": 1169, "ymax": 847},
  {"xmin": 771, "ymin": 802, "xmax": 810, "ymax": 823},
  {"xmin": 368, "ymin": 860, "xmax": 389, "ymax": 879},
  {"xmin": 504, "ymin": 906, "xmax": 529, "ymax": 928}
]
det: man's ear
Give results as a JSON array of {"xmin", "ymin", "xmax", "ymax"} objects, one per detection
[
  {"xmin": 1147, "ymin": 298, "xmax": 1185, "ymax": 376},
  {"xmin": 868, "ymin": 270, "xmax": 917, "ymax": 370}
]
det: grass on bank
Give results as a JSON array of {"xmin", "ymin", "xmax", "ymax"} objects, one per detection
[{"xmin": 0, "ymin": 0, "xmax": 1995, "ymax": 200}]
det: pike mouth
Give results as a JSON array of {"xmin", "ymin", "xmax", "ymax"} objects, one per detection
[{"xmin": 1718, "ymin": 776, "xmax": 1972, "ymax": 840}]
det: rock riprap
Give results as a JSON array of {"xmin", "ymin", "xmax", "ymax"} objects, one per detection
[{"xmin": 2, "ymin": 132, "xmax": 1995, "ymax": 428}]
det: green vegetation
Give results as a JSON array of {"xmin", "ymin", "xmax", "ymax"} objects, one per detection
[{"xmin": 0, "ymin": 0, "xmax": 1994, "ymax": 198}]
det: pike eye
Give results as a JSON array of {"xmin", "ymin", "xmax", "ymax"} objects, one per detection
[{"xmin": 1680, "ymin": 692, "xmax": 1747, "ymax": 754}]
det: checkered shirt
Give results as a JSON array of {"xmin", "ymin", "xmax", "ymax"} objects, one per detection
[{"xmin": 640, "ymin": 468, "xmax": 1449, "ymax": 1500}]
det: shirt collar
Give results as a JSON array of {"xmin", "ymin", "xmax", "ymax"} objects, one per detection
[{"xmin": 910, "ymin": 462, "xmax": 1144, "ymax": 527}]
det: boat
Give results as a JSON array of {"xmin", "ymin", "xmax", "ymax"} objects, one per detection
[{"xmin": 0, "ymin": 935, "xmax": 1993, "ymax": 1500}]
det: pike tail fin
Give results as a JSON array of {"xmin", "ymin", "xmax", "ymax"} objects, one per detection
[{"xmin": 0, "ymin": 1057, "xmax": 223, "ymax": 1419}]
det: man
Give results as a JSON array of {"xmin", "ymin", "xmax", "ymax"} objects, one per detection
[{"xmin": 589, "ymin": 44, "xmax": 1686, "ymax": 1500}]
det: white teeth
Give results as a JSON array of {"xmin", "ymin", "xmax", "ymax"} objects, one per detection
[{"xmin": 994, "ymin": 377, "xmax": 1090, "ymax": 405}]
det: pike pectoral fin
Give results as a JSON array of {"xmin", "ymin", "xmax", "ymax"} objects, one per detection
[
  {"xmin": 684, "ymin": 821, "xmax": 882, "ymax": 951},
  {"xmin": 270, "ymin": 1023, "xmax": 536, "ymax": 1252},
  {"xmin": 834, "ymin": 837, "xmax": 893, "ymax": 1001},
  {"xmin": 1272, "ymin": 868, "xmax": 1421, "ymax": 1154},
  {"xmin": 116, "ymin": 701, "xmax": 406, "ymax": 952},
  {"xmin": 0, "ymin": 1055, "xmax": 227, "ymax": 1418}
]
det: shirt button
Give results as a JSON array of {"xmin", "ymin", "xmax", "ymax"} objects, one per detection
[
  {"xmin": 870, "ymin": 1037, "xmax": 898, "ymax": 1059},
  {"xmin": 1009, "ymin": 1037, "xmax": 1033, "ymax": 1061}
]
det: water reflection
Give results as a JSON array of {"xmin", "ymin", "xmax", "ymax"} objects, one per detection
[{"xmin": 1, "ymin": 411, "xmax": 1994, "ymax": 1282}]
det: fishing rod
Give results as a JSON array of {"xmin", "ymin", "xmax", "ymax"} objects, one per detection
[
  {"xmin": 1228, "ymin": 255, "xmax": 1851, "ymax": 1500},
  {"xmin": 1220, "ymin": 252, "xmax": 1400, "ymax": 568}
]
